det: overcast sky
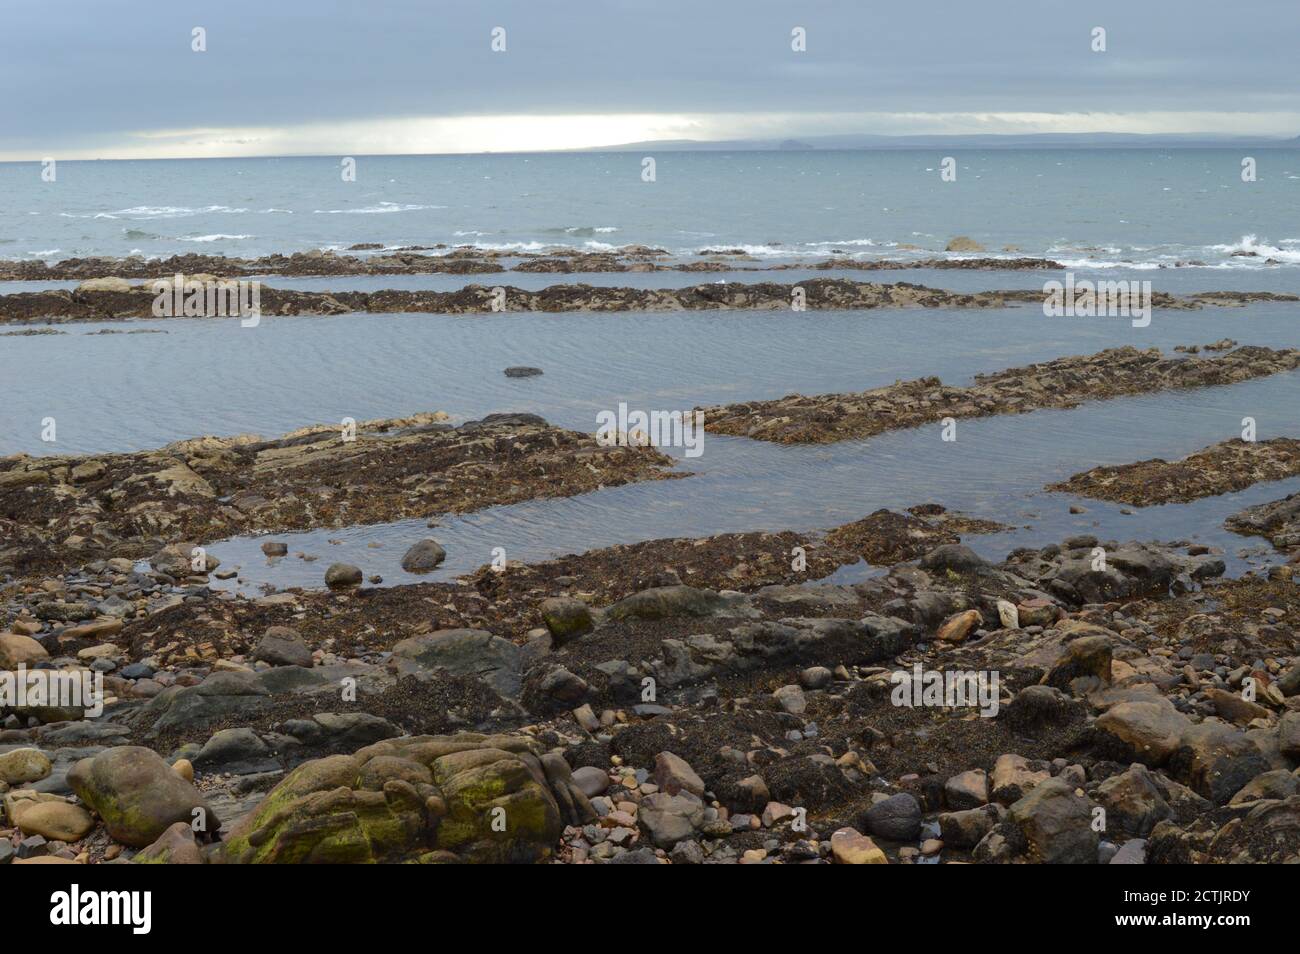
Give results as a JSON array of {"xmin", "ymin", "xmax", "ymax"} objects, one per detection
[{"xmin": 2, "ymin": 0, "xmax": 1297, "ymax": 159}]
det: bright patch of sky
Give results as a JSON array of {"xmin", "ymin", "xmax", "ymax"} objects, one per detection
[{"xmin": 1, "ymin": 0, "xmax": 1295, "ymax": 160}]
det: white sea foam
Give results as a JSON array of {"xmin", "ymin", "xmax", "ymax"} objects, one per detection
[
  {"xmin": 453, "ymin": 240, "xmax": 550, "ymax": 252},
  {"xmin": 696, "ymin": 239, "xmax": 897, "ymax": 258},
  {"xmin": 312, "ymin": 202, "xmax": 445, "ymax": 215},
  {"xmin": 1050, "ymin": 257, "xmax": 1165, "ymax": 270},
  {"xmin": 696, "ymin": 244, "xmax": 791, "ymax": 257},
  {"xmin": 552, "ymin": 226, "xmax": 620, "ymax": 235},
  {"xmin": 1209, "ymin": 234, "xmax": 1300, "ymax": 264},
  {"xmin": 804, "ymin": 238, "xmax": 882, "ymax": 248},
  {"xmin": 122, "ymin": 205, "xmax": 248, "ymax": 219},
  {"xmin": 178, "ymin": 233, "xmax": 254, "ymax": 242}
]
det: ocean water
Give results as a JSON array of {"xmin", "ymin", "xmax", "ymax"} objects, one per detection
[
  {"xmin": 4, "ymin": 150, "xmax": 1300, "ymax": 591},
  {"xmin": 3, "ymin": 149, "xmax": 1300, "ymax": 269}
]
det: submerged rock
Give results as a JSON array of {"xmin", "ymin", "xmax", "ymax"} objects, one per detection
[{"xmin": 400, "ymin": 538, "xmax": 447, "ymax": 573}]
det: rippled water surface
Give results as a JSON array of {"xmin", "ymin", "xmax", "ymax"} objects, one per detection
[
  {"xmin": 6, "ymin": 298, "xmax": 1295, "ymax": 591},
  {"xmin": 4, "ymin": 150, "xmax": 1300, "ymax": 268},
  {"xmin": 7, "ymin": 301, "xmax": 1300, "ymax": 456}
]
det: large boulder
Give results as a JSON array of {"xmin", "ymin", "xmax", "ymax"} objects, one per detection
[
  {"xmin": 1230, "ymin": 769, "xmax": 1299, "ymax": 805},
  {"xmin": 1041, "ymin": 631, "xmax": 1113, "ymax": 691},
  {"xmin": 1051, "ymin": 560, "xmax": 1133, "ymax": 604},
  {"xmin": 17, "ymin": 801, "xmax": 94, "ymax": 842},
  {"xmin": 400, "ymin": 539, "xmax": 446, "ymax": 573},
  {"xmin": 134, "ymin": 822, "xmax": 204, "ymax": 864},
  {"xmin": 944, "ymin": 769, "xmax": 988, "ymax": 809},
  {"xmin": 539, "ymin": 597, "xmax": 594, "ymax": 644},
  {"xmin": 1278, "ymin": 711, "xmax": 1300, "ymax": 760},
  {"xmin": 919, "ymin": 544, "xmax": 987, "ymax": 573},
  {"xmin": 68, "ymin": 746, "xmax": 219, "ymax": 848},
  {"xmin": 989, "ymin": 754, "xmax": 1050, "ymax": 805},
  {"xmin": 218, "ymin": 733, "xmax": 590, "ymax": 863},
  {"xmin": 192, "ymin": 727, "xmax": 279, "ymax": 775},
  {"xmin": 149, "ymin": 542, "xmax": 217, "ymax": 576},
  {"xmin": 253, "ymin": 627, "xmax": 313, "ymax": 669},
  {"xmin": 0, "ymin": 747, "xmax": 53, "ymax": 785},
  {"xmin": 126, "ymin": 670, "xmax": 273, "ymax": 735},
  {"xmin": 0, "ymin": 632, "xmax": 49, "ymax": 668},
  {"xmin": 939, "ymin": 805, "xmax": 999, "ymax": 848},
  {"xmin": 391, "ymin": 628, "xmax": 523, "ymax": 696},
  {"xmin": 606, "ymin": 585, "xmax": 751, "ymax": 622},
  {"xmin": 829, "ymin": 827, "xmax": 888, "ymax": 864},
  {"xmin": 863, "ymin": 793, "xmax": 922, "ymax": 841},
  {"xmin": 1002, "ymin": 685, "xmax": 1084, "ymax": 732},
  {"xmin": 1169, "ymin": 722, "xmax": 1269, "ymax": 804},
  {"xmin": 1095, "ymin": 764, "xmax": 1175, "ymax": 836},
  {"xmin": 638, "ymin": 792, "xmax": 706, "ymax": 849},
  {"xmin": 324, "ymin": 563, "xmax": 363, "ymax": 588},
  {"xmin": 77, "ymin": 277, "xmax": 133, "ymax": 293},
  {"xmin": 652, "ymin": 752, "xmax": 705, "ymax": 798},
  {"xmin": 1007, "ymin": 777, "xmax": 1098, "ymax": 864},
  {"xmin": 936, "ymin": 609, "xmax": 982, "ymax": 644},
  {"xmin": 1095, "ymin": 698, "xmax": 1191, "ymax": 765}
]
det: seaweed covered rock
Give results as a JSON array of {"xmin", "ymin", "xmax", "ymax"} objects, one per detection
[
  {"xmin": 67, "ymin": 746, "xmax": 220, "ymax": 848},
  {"xmin": 217, "ymin": 733, "xmax": 594, "ymax": 864}
]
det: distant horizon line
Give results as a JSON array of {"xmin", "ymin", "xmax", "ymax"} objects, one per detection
[{"xmin": 3, "ymin": 130, "xmax": 1298, "ymax": 164}]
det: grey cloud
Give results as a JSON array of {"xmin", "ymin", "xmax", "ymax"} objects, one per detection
[{"xmin": 1, "ymin": 0, "xmax": 1297, "ymax": 153}]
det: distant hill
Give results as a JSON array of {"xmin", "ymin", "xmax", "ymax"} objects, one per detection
[{"xmin": 577, "ymin": 132, "xmax": 1300, "ymax": 152}]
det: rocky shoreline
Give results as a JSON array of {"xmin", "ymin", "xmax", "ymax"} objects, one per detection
[
  {"xmin": 5, "ymin": 302, "xmax": 1300, "ymax": 866},
  {"xmin": 0, "ymin": 412, "xmax": 680, "ymax": 579},
  {"xmin": 2, "ymin": 277, "xmax": 1296, "ymax": 325},
  {"xmin": 1050, "ymin": 437, "xmax": 1300, "ymax": 506},
  {"xmin": 3, "ymin": 516, "xmax": 1298, "ymax": 865},
  {"xmin": 0, "ymin": 248, "xmax": 1071, "ymax": 283},
  {"xmin": 698, "ymin": 345, "xmax": 1300, "ymax": 445},
  {"xmin": 1227, "ymin": 493, "xmax": 1300, "ymax": 555}
]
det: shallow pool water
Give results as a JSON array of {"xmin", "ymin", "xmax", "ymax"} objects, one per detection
[{"xmin": 6, "ymin": 295, "xmax": 1299, "ymax": 592}]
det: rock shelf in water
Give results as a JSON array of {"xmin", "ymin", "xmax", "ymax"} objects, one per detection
[
  {"xmin": 0, "ymin": 249, "xmax": 1069, "ymax": 283},
  {"xmin": 698, "ymin": 345, "xmax": 1300, "ymax": 445},
  {"xmin": 0, "ymin": 411, "xmax": 679, "ymax": 578},
  {"xmin": 1049, "ymin": 437, "xmax": 1300, "ymax": 506},
  {"xmin": 2, "ymin": 278, "xmax": 1296, "ymax": 324}
]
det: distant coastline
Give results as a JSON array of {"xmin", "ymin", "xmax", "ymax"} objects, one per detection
[{"xmin": 576, "ymin": 131, "xmax": 1300, "ymax": 152}]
